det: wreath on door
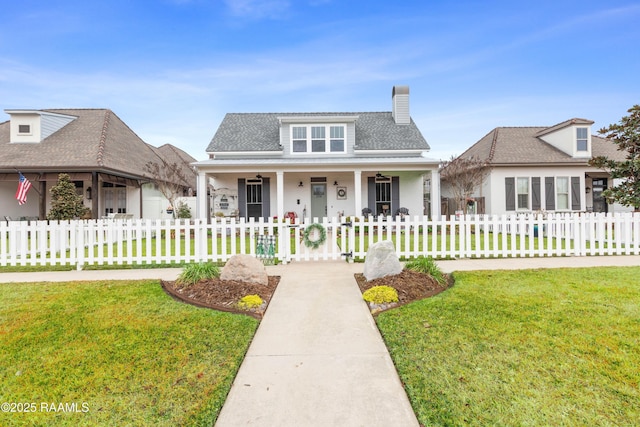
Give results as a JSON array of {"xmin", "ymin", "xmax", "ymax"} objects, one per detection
[{"xmin": 303, "ymin": 223, "xmax": 327, "ymax": 249}]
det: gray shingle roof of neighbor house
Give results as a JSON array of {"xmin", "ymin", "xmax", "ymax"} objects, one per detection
[
  {"xmin": 0, "ymin": 109, "xmax": 193, "ymax": 182},
  {"xmin": 458, "ymin": 120, "xmax": 626, "ymax": 165},
  {"xmin": 206, "ymin": 112, "xmax": 430, "ymax": 152}
]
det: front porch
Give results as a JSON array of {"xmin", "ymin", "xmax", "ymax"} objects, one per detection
[{"xmin": 195, "ymin": 160, "xmax": 441, "ymax": 221}]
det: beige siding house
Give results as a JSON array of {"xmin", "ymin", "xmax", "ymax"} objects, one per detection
[{"xmin": 443, "ymin": 118, "xmax": 630, "ymax": 216}]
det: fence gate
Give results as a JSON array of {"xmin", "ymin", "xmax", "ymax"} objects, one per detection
[{"xmin": 281, "ymin": 218, "xmax": 354, "ymax": 263}]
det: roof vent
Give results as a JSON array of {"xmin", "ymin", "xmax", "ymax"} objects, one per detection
[{"xmin": 392, "ymin": 85, "xmax": 410, "ymax": 125}]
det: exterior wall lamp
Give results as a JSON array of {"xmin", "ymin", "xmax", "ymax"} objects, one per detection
[{"xmin": 86, "ymin": 187, "xmax": 92, "ymax": 200}]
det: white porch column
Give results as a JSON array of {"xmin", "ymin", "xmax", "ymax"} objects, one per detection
[
  {"xmin": 197, "ymin": 171, "xmax": 207, "ymax": 219},
  {"xmin": 430, "ymin": 168, "xmax": 441, "ymax": 220},
  {"xmin": 354, "ymin": 170, "xmax": 362, "ymax": 216},
  {"xmin": 276, "ymin": 171, "xmax": 284, "ymax": 219}
]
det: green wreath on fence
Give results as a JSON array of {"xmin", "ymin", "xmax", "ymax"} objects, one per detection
[{"xmin": 303, "ymin": 223, "xmax": 327, "ymax": 249}]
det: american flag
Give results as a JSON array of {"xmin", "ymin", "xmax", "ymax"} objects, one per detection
[{"xmin": 15, "ymin": 172, "xmax": 32, "ymax": 205}]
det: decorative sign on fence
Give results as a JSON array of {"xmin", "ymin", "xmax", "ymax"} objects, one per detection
[{"xmin": 256, "ymin": 235, "xmax": 276, "ymax": 264}]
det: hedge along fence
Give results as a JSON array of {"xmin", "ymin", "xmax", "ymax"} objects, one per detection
[{"xmin": 1, "ymin": 213, "xmax": 639, "ymax": 268}]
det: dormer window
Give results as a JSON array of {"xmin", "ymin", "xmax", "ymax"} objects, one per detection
[
  {"xmin": 290, "ymin": 125, "xmax": 346, "ymax": 154},
  {"xmin": 576, "ymin": 127, "xmax": 588, "ymax": 151},
  {"xmin": 18, "ymin": 124, "xmax": 31, "ymax": 134}
]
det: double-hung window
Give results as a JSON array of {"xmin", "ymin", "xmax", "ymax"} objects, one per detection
[
  {"xmin": 556, "ymin": 177, "xmax": 570, "ymax": 210},
  {"xmin": 292, "ymin": 127, "xmax": 307, "ymax": 153},
  {"xmin": 517, "ymin": 177, "xmax": 529, "ymax": 210},
  {"xmin": 576, "ymin": 127, "xmax": 588, "ymax": 152},
  {"xmin": 291, "ymin": 125, "xmax": 346, "ymax": 154}
]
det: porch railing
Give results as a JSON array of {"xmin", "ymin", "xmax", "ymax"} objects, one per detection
[{"xmin": 1, "ymin": 213, "xmax": 639, "ymax": 268}]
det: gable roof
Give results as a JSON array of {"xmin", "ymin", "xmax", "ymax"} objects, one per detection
[
  {"xmin": 207, "ymin": 112, "xmax": 429, "ymax": 153},
  {"xmin": 459, "ymin": 120, "xmax": 625, "ymax": 166}
]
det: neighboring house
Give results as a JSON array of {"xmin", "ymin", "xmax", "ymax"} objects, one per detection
[
  {"xmin": 0, "ymin": 109, "xmax": 195, "ymax": 220},
  {"xmin": 193, "ymin": 86, "xmax": 441, "ymax": 221},
  {"xmin": 443, "ymin": 118, "xmax": 631, "ymax": 216}
]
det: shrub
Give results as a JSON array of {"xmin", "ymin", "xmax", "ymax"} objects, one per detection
[
  {"xmin": 238, "ymin": 294, "xmax": 263, "ymax": 310},
  {"xmin": 176, "ymin": 262, "xmax": 220, "ymax": 286},
  {"xmin": 362, "ymin": 286, "xmax": 399, "ymax": 305},
  {"xmin": 176, "ymin": 201, "xmax": 192, "ymax": 219},
  {"xmin": 404, "ymin": 256, "xmax": 446, "ymax": 285}
]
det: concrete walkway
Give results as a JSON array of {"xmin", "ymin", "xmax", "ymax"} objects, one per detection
[{"xmin": 215, "ymin": 261, "xmax": 419, "ymax": 427}]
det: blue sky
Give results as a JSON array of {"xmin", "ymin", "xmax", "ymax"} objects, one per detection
[{"xmin": 1, "ymin": 0, "xmax": 639, "ymax": 161}]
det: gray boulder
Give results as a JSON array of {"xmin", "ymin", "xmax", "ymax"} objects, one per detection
[
  {"xmin": 220, "ymin": 254, "xmax": 269, "ymax": 286},
  {"xmin": 363, "ymin": 240, "xmax": 402, "ymax": 281}
]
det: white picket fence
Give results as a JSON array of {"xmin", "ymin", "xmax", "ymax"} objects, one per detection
[{"xmin": 1, "ymin": 213, "xmax": 639, "ymax": 268}]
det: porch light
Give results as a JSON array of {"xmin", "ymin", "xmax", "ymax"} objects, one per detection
[
  {"xmin": 586, "ymin": 187, "xmax": 591, "ymax": 193},
  {"xmin": 333, "ymin": 181, "xmax": 338, "ymax": 186},
  {"xmin": 298, "ymin": 181, "xmax": 304, "ymax": 187},
  {"xmin": 86, "ymin": 187, "xmax": 92, "ymax": 200}
]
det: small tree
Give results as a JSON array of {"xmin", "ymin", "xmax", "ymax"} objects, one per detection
[
  {"xmin": 440, "ymin": 155, "xmax": 491, "ymax": 211},
  {"xmin": 48, "ymin": 173, "xmax": 89, "ymax": 220},
  {"xmin": 144, "ymin": 160, "xmax": 191, "ymax": 218},
  {"xmin": 589, "ymin": 105, "xmax": 640, "ymax": 211}
]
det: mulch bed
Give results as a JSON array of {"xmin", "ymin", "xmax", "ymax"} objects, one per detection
[
  {"xmin": 161, "ymin": 269, "xmax": 452, "ymax": 319},
  {"xmin": 161, "ymin": 276, "xmax": 280, "ymax": 319},
  {"xmin": 355, "ymin": 269, "xmax": 453, "ymax": 312}
]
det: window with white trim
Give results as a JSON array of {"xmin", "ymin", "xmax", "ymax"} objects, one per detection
[
  {"xmin": 18, "ymin": 124, "xmax": 31, "ymax": 134},
  {"xmin": 576, "ymin": 127, "xmax": 588, "ymax": 151},
  {"xmin": 291, "ymin": 125, "xmax": 346, "ymax": 154},
  {"xmin": 556, "ymin": 177, "xmax": 569, "ymax": 210},
  {"xmin": 517, "ymin": 177, "xmax": 529, "ymax": 210}
]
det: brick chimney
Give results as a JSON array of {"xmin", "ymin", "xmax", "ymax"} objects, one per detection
[{"xmin": 392, "ymin": 85, "xmax": 410, "ymax": 124}]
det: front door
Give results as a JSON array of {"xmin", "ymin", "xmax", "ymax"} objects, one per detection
[
  {"xmin": 310, "ymin": 183, "xmax": 327, "ymax": 219},
  {"xmin": 592, "ymin": 178, "xmax": 608, "ymax": 213}
]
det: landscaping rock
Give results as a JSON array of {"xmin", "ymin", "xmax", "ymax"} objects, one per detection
[
  {"xmin": 363, "ymin": 240, "xmax": 402, "ymax": 281},
  {"xmin": 220, "ymin": 254, "xmax": 269, "ymax": 286}
]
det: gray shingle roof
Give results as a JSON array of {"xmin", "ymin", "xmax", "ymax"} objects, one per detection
[
  {"xmin": 459, "ymin": 122, "xmax": 625, "ymax": 165},
  {"xmin": 207, "ymin": 112, "xmax": 429, "ymax": 152}
]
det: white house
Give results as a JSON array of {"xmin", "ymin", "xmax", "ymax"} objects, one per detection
[
  {"xmin": 443, "ymin": 118, "xmax": 631, "ymax": 216},
  {"xmin": 194, "ymin": 86, "xmax": 441, "ymax": 221}
]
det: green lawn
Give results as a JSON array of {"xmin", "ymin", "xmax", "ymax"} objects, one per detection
[
  {"xmin": 377, "ymin": 267, "xmax": 640, "ymax": 426},
  {"xmin": 0, "ymin": 280, "xmax": 258, "ymax": 426}
]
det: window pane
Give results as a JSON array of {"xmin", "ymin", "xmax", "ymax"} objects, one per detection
[
  {"xmin": 330, "ymin": 126, "xmax": 344, "ymax": 138},
  {"xmin": 556, "ymin": 177, "xmax": 568, "ymax": 193},
  {"xmin": 292, "ymin": 127, "xmax": 306, "ymax": 139},
  {"xmin": 518, "ymin": 195, "xmax": 529, "ymax": 209},
  {"xmin": 330, "ymin": 139, "xmax": 344, "ymax": 152},
  {"xmin": 312, "ymin": 140, "xmax": 325, "ymax": 152},
  {"xmin": 576, "ymin": 128, "xmax": 587, "ymax": 139},
  {"xmin": 293, "ymin": 140, "xmax": 306, "ymax": 152},
  {"xmin": 557, "ymin": 194, "xmax": 569, "ymax": 210},
  {"xmin": 311, "ymin": 126, "xmax": 325, "ymax": 138},
  {"xmin": 577, "ymin": 139, "xmax": 588, "ymax": 151},
  {"xmin": 517, "ymin": 178, "xmax": 529, "ymax": 194}
]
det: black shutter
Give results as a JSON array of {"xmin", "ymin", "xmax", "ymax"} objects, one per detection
[
  {"xmin": 532, "ymin": 177, "xmax": 541, "ymax": 210},
  {"xmin": 545, "ymin": 177, "xmax": 555, "ymax": 210},
  {"xmin": 238, "ymin": 178, "xmax": 246, "ymax": 219},
  {"xmin": 505, "ymin": 177, "xmax": 515, "ymax": 211},
  {"xmin": 391, "ymin": 176, "xmax": 400, "ymax": 215},
  {"xmin": 367, "ymin": 177, "xmax": 375, "ymax": 214},
  {"xmin": 571, "ymin": 177, "xmax": 581, "ymax": 210},
  {"xmin": 262, "ymin": 177, "xmax": 270, "ymax": 218}
]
